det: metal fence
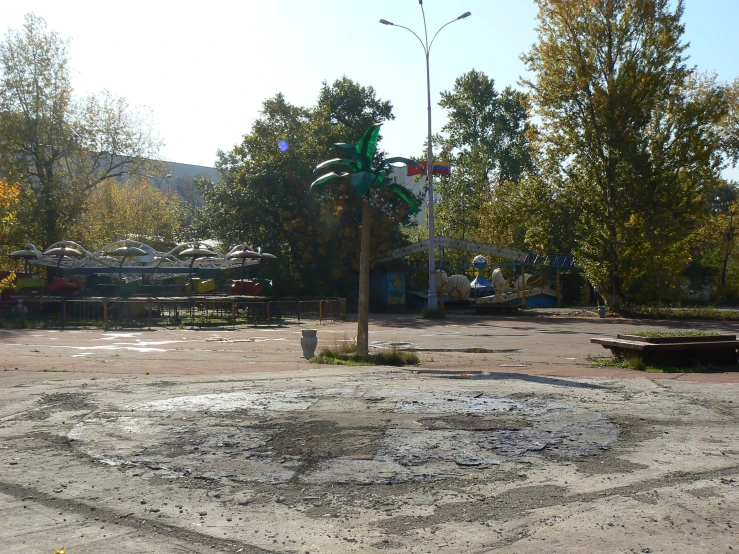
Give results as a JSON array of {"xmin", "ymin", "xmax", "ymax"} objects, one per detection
[{"xmin": 0, "ymin": 297, "xmax": 346, "ymax": 328}]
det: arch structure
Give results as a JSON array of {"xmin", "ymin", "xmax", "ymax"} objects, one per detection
[{"xmin": 376, "ymin": 236, "xmax": 574, "ymax": 268}]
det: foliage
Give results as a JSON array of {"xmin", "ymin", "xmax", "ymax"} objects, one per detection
[
  {"xmin": 520, "ymin": 0, "xmax": 727, "ymax": 308},
  {"xmin": 0, "ymin": 271, "xmax": 15, "ymax": 292},
  {"xmin": 0, "ymin": 178, "xmax": 19, "ymax": 250},
  {"xmin": 685, "ymin": 180, "xmax": 739, "ymax": 302},
  {"xmin": 0, "ymin": 13, "xmax": 161, "ymax": 247},
  {"xmin": 434, "ymin": 70, "xmax": 534, "ymax": 255},
  {"xmin": 68, "ymin": 175, "xmax": 182, "ymax": 250},
  {"xmin": 194, "ymin": 78, "xmax": 420, "ymax": 298},
  {"xmin": 721, "ymin": 77, "xmax": 739, "ymax": 167}
]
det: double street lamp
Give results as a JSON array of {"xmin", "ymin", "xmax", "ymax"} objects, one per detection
[{"xmin": 380, "ymin": 2, "xmax": 471, "ymax": 311}]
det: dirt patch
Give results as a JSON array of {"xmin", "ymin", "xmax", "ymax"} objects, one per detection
[
  {"xmin": 418, "ymin": 414, "xmax": 526, "ymax": 431},
  {"xmin": 257, "ymin": 420, "xmax": 386, "ymax": 472},
  {"xmin": 39, "ymin": 392, "xmax": 91, "ymax": 408}
]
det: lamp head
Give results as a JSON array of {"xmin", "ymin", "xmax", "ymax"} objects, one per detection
[
  {"xmin": 379, "ymin": 19, "xmax": 393, "ymax": 25},
  {"xmin": 458, "ymin": 11, "xmax": 471, "ymax": 19}
]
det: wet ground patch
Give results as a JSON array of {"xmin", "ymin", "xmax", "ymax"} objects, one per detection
[{"xmin": 68, "ymin": 387, "xmax": 620, "ymax": 486}]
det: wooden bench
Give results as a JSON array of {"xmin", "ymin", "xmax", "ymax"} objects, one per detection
[{"xmin": 590, "ymin": 335, "xmax": 739, "ymax": 365}]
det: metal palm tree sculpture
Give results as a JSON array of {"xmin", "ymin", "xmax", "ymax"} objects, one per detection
[{"xmin": 311, "ymin": 123, "xmax": 422, "ymax": 357}]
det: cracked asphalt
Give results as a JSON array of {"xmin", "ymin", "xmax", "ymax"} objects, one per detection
[{"xmin": 1, "ymin": 311, "xmax": 739, "ymax": 553}]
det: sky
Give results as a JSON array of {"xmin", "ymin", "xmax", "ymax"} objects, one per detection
[{"xmin": 1, "ymin": 0, "xmax": 738, "ymax": 172}]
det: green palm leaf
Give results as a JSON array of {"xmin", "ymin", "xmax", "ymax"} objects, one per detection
[
  {"xmin": 356, "ymin": 153, "xmax": 372, "ymax": 173},
  {"xmin": 314, "ymin": 157, "xmax": 358, "ymax": 173},
  {"xmin": 310, "ymin": 172, "xmax": 348, "ymax": 193},
  {"xmin": 356, "ymin": 124, "xmax": 382, "ymax": 167},
  {"xmin": 388, "ymin": 184, "xmax": 419, "ymax": 215}
]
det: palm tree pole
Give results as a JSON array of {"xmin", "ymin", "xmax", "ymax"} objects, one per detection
[
  {"xmin": 357, "ymin": 197, "xmax": 371, "ymax": 354},
  {"xmin": 311, "ymin": 124, "xmax": 422, "ymax": 357}
]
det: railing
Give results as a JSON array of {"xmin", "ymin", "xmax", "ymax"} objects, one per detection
[{"xmin": 0, "ymin": 297, "xmax": 346, "ymax": 328}]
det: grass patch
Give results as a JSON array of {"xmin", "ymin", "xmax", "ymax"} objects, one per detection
[
  {"xmin": 311, "ymin": 342, "xmax": 419, "ymax": 367},
  {"xmin": 622, "ymin": 306, "xmax": 739, "ymax": 321},
  {"xmin": 629, "ymin": 330, "xmax": 719, "ymax": 338},
  {"xmin": 586, "ymin": 355, "xmax": 729, "ymax": 373}
]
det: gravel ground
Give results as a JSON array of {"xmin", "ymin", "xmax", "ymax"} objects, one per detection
[{"xmin": 1, "ymin": 313, "xmax": 739, "ymax": 553}]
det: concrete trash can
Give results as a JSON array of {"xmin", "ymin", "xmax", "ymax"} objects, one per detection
[{"xmin": 301, "ymin": 329, "xmax": 318, "ymax": 358}]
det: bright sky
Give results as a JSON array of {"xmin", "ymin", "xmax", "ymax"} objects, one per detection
[{"xmin": 2, "ymin": 1, "xmax": 738, "ymax": 172}]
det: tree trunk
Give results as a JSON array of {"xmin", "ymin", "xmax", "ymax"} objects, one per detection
[
  {"xmin": 357, "ymin": 197, "xmax": 371, "ymax": 357},
  {"xmin": 611, "ymin": 274, "xmax": 621, "ymax": 311}
]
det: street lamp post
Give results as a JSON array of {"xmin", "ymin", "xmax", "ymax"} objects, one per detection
[{"xmin": 380, "ymin": 2, "xmax": 471, "ymax": 311}]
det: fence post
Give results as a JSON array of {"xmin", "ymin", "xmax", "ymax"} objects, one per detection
[
  {"xmin": 298, "ymin": 301, "xmax": 301, "ymax": 321},
  {"xmin": 61, "ymin": 300, "xmax": 66, "ymax": 330},
  {"xmin": 231, "ymin": 300, "xmax": 236, "ymax": 326},
  {"xmin": 103, "ymin": 299, "xmax": 108, "ymax": 329},
  {"xmin": 319, "ymin": 300, "xmax": 322, "ymax": 324},
  {"xmin": 267, "ymin": 301, "xmax": 271, "ymax": 324}
]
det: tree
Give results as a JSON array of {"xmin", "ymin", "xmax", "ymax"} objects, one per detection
[
  {"xmin": 0, "ymin": 178, "xmax": 19, "ymax": 245},
  {"xmin": 311, "ymin": 124, "xmax": 420, "ymax": 357},
  {"xmin": 433, "ymin": 70, "xmax": 534, "ymax": 265},
  {"xmin": 195, "ymin": 78, "xmax": 418, "ymax": 301},
  {"xmin": 721, "ymin": 78, "xmax": 739, "ymax": 167},
  {"xmin": 521, "ymin": 0, "xmax": 727, "ymax": 308},
  {"xmin": 68, "ymin": 175, "xmax": 182, "ymax": 251},
  {"xmin": 686, "ymin": 180, "xmax": 739, "ymax": 299},
  {"xmin": 0, "ymin": 13, "xmax": 161, "ymax": 247}
]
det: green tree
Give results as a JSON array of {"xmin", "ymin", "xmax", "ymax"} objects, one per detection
[
  {"xmin": 195, "ymin": 78, "xmax": 418, "ymax": 301},
  {"xmin": 686, "ymin": 181, "xmax": 739, "ymax": 300},
  {"xmin": 433, "ymin": 70, "xmax": 534, "ymax": 267},
  {"xmin": 721, "ymin": 78, "xmax": 739, "ymax": 167},
  {"xmin": 521, "ymin": 0, "xmax": 727, "ymax": 308},
  {"xmin": 0, "ymin": 13, "xmax": 161, "ymax": 247}
]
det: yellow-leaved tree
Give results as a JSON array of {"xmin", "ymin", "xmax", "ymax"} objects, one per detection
[
  {"xmin": 1, "ymin": 178, "xmax": 20, "ymax": 269},
  {"xmin": 69, "ymin": 176, "xmax": 182, "ymax": 251}
]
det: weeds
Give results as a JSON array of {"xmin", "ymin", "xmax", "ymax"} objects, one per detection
[
  {"xmin": 587, "ymin": 355, "xmax": 726, "ymax": 373},
  {"xmin": 311, "ymin": 336, "xmax": 419, "ymax": 367},
  {"xmin": 629, "ymin": 330, "xmax": 719, "ymax": 338},
  {"xmin": 622, "ymin": 306, "xmax": 739, "ymax": 321}
]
